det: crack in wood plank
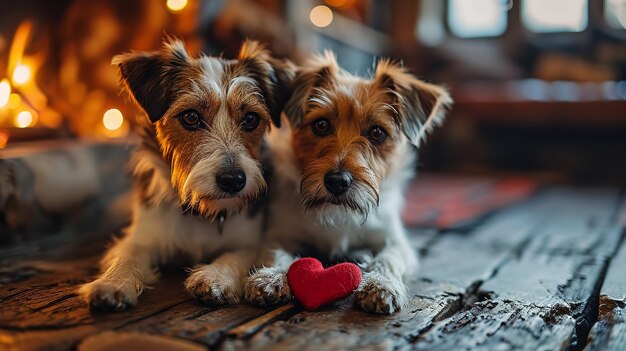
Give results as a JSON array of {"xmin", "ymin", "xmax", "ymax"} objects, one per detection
[
  {"xmin": 226, "ymin": 303, "xmax": 301, "ymax": 339},
  {"xmin": 218, "ymin": 198, "xmax": 550, "ymax": 350},
  {"xmin": 584, "ymin": 213, "xmax": 626, "ymax": 351},
  {"xmin": 2, "ymin": 187, "xmax": 624, "ymax": 351}
]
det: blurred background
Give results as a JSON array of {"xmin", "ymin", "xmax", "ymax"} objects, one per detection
[{"xmin": 0, "ymin": 0, "xmax": 625, "ymax": 239}]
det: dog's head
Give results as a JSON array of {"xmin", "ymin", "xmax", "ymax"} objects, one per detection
[
  {"xmin": 284, "ymin": 52, "xmax": 451, "ymax": 221},
  {"xmin": 115, "ymin": 39, "xmax": 293, "ymax": 219}
]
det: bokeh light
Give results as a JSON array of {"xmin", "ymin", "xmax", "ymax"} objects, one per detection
[
  {"xmin": 15, "ymin": 110, "xmax": 34, "ymax": 128},
  {"xmin": 0, "ymin": 79, "xmax": 10, "ymax": 108},
  {"xmin": 166, "ymin": 0, "xmax": 188, "ymax": 13},
  {"xmin": 103, "ymin": 108, "xmax": 124, "ymax": 131},
  {"xmin": 12, "ymin": 64, "xmax": 31, "ymax": 85},
  {"xmin": 310, "ymin": 5, "xmax": 333, "ymax": 28}
]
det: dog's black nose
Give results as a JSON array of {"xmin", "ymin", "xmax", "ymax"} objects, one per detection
[
  {"xmin": 216, "ymin": 169, "xmax": 246, "ymax": 194},
  {"xmin": 324, "ymin": 170, "xmax": 353, "ymax": 195}
]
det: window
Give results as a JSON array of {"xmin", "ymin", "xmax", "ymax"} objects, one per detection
[
  {"xmin": 522, "ymin": 0, "xmax": 588, "ymax": 33},
  {"xmin": 448, "ymin": 0, "xmax": 508, "ymax": 38},
  {"xmin": 606, "ymin": 0, "xmax": 626, "ymax": 30}
]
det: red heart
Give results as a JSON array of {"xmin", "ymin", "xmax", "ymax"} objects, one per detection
[{"xmin": 287, "ymin": 257, "xmax": 362, "ymax": 310}]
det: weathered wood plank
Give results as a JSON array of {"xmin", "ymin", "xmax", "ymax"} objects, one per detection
[
  {"xmin": 1, "ymin": 187, "xmax": 621, "ymax": 351},
  {"xmin": 226, "ymin": 304, "xmax": 299, "ymax": 339},
  {"xmin": 78, "ymin": 331, "xmax": 208, "ymax": 351},
  {"xmin": 411, "ymin": 189, "xmax": 622, "ymax": 351},
  {"xmin": 0, "ymin": 274, "xmax": 192, "ymax": 343},
  {"xmin": 585, "ymin": 223, "xmax": 626, "ymax": 351},
  {"xmin": 0, "ymin": 234, "xmax": 191, "ymax": 350},
  {"xmin": 121, "ymin": 301, "xmax": 284, "ymax": 347},
  {"xmin": 0, "ymin": 221, "xmax": 288, "ymax": 350},
  {"xmin": 219, "ymin": 199, "xmax": 549, "ymax": 350}
]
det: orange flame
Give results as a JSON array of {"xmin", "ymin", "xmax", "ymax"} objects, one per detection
[{"xmin": 3, "ymin": 20, "xmax": 57, "ymax": 128}]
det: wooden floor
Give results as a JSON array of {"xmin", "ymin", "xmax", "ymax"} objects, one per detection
[{"xmin": 1, "ymin": 186, "xmax": 625, "ymax": 351}]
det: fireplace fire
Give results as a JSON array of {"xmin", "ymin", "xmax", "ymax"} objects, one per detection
[{"xmin": 0, "ymin": 0, "xmax": 201, "ymax": 147}]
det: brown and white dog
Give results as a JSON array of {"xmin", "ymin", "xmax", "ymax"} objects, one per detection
[
  {"xmin": 80, "ymin": 39, "xmax": 292, "ymax": 310},
  {"xmin": 245, "ymin": 52, "xmax": 451, "ymax": 314}
]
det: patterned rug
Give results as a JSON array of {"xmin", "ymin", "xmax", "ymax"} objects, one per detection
[{"xmin": 402, "ymin": 174, "xmax": 536, "ymax": 229}]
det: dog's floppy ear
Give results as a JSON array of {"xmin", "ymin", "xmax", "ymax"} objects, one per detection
[
  {"xmin": 283, "ymin": 51, "xmax": 337, "ymax": 128},
  {"xmin": 374, "ymin": 60, "xmax": 452, "ymax": 147},
  {"xmin": 237, "ymin": 40, "xmax": 295, "ymax": 128},
  {"xmin": 112, "ymin": 39, "xmax": 191, "ymax": 123}
]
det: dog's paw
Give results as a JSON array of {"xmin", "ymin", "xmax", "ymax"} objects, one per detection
[
  {"xmin": 354, "ymin": 274, "xmax": 407, "ymax": 314},
  {"xmin": 185, "ymin": 266, "xmax": 241, "ymax": 305},
  {"xmin": 79, "ymin": 278, "xmax": 139, "ymax": 311},
  {"xmin": 244, "ymin": 268, "xmax": 291, "ymax": 306}
]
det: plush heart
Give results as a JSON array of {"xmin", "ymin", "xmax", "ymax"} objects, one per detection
[{"xmin": 287, "ymin": 257, "xmax": 362, "ymax": 310}]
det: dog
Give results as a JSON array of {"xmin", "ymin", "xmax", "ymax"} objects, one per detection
[
  {"xmin": 244, "ymin": 52, "xmax": 451, "ymax": 314},
  {"xmin": 79, "ymin": 39, "xmax": 292, "ymax": 310}
]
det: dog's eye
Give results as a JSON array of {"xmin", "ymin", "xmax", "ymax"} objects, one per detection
[
  {"xmin": 311, "ymin": 118, "xmax": 331, "ymax": 137},
  {"xmin": 368, "ymin": 126, "xmax": 387, "ymax": 144},
  {"xmin": 241, "ymin": 112, "xmax": 260, "ymax": 132},
  {"xmin": 179, "ymin": 110, "xmax": 202, "ymax": 130}
]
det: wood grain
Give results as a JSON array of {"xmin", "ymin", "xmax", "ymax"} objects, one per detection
[
  {"xmin": 1, "ymin": 186, "xmax": 624, "ymax": 351},
  {"xmin": 585, "ymin": 223, "xmax": 626, "ymax": 351}
]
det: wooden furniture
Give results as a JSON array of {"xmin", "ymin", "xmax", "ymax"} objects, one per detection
[{"xmin": 453, "ymin": 80, "xmax": 626, "ymax": 127}]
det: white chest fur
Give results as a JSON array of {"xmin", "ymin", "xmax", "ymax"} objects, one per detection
[{"xmin": 130, "ymin": 200, "xmax": 264, "ymax": 265}]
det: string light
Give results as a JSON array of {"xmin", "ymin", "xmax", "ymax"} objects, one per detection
[
  {"xmin": 12, "ymin": 64, "xmax": 31, "ymax": 85},
  {"xmin": 310, "ymin": 5, "xmax": 333, "ymax": 28},
  {"xmin": 15, "ymin": 110, "xmax": 33, "ymax": 128},
  {"xmin": 103, "ymin": 108, "xmax": 124, "ymax": 131},
  {"xmin": 167, "ymin": 0, "xmax": 188, "ymax": 13},
  {"xmin": 0, "ymin": 79, "xmax": 10, "ymax": 108}
]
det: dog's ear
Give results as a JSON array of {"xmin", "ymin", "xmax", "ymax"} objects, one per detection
[
  {"xmin": 237, "ymin": 40, "xmax": 295, "ymax": 128},
  {"xmin": 112, "ymin": 39, "xmax": 191, "ymax": 123},
  {"xmin": 283, "ymin": 51, "xmax": 337, "ymax": 128},
  {"xmin": 374, "ymin": 60, "xmax": 452, "ymax": 147}
]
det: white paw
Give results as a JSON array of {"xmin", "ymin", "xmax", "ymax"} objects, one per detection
[
  {"xmin": 354, "ymin": 274, "xmax": 407, "ymax": 314},
  {"xmin": 79, "ymin": 278, "xmax": 139, "ymax": 311},
  {"xmin": 244, "ymin": 268, "xmax": 291, "ymax": 306},
  {"xmin": 185, "ymin": 266, "xmax": 241, "ymax": 305}
]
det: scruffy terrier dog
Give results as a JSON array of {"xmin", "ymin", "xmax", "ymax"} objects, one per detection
[
  {"xmin": 245, "ymin": 52, "xmax": 451, "ymax": 314},
  {"xmin": 80, "ymin": 39, "xmax": 291, "ymax": 310}
]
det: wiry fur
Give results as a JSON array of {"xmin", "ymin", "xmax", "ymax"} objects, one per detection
[
  {"xmin": 245, "ymin": 52, "xmax": 451, "ymax": 314},
  {"xmin": 80, "ymin": 39, "xmax": 292, "ymax": 311}
]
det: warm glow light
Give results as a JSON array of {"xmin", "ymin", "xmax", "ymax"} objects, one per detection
[
  {"xmin": 310, "ymin": 5, "xmax": 333, "ymax": 28},
  {"xmin": 167, "ymin": 0, "xmax": 188, "ymax": 12},
  {"xmin": 0, "ymin": 80, "xmax": 10, "ymax": 108},
  {"xmin": 8, "ymin": 93, "xmax": 21, "ymax": 108},
  {"xmin": 523, "ymin": 0, "xmax": 588, "ymax": 32},
  {"xmin": 103, "ymin": 108, "xmax": 124, "ymax": 131},
  {"xmin": 325, "ymin": 0, "xmax": 350, "ymax": 7},
  {"xmin": 0, "ymin": 131, "xmax": 9, "ymax": 149},
  {"xmin": 7, "ymin": 22, "xmax": 47, "ymax": 112},
  {"xmin": 15, "ymin": 111, "xmax": 33, "ymax": 128},
  {"xmin": 12, "ymin": 64, "xmax": 31, "ymax": 85}
]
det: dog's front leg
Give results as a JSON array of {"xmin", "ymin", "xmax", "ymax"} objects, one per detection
[
  {"xmin": 79, "ymin": 231, "xmax": 159, "ymax": 311},
  {"xmin": 244, "ymin": 247, "xmax": 295, "ymax": 306},
  {"xmin": 354, "ymin": 226, "xmax": 418, "ymax": 314},
  {"xmin": 185, "ymin": 248, "xmax": 258, "ymax": 305}
]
